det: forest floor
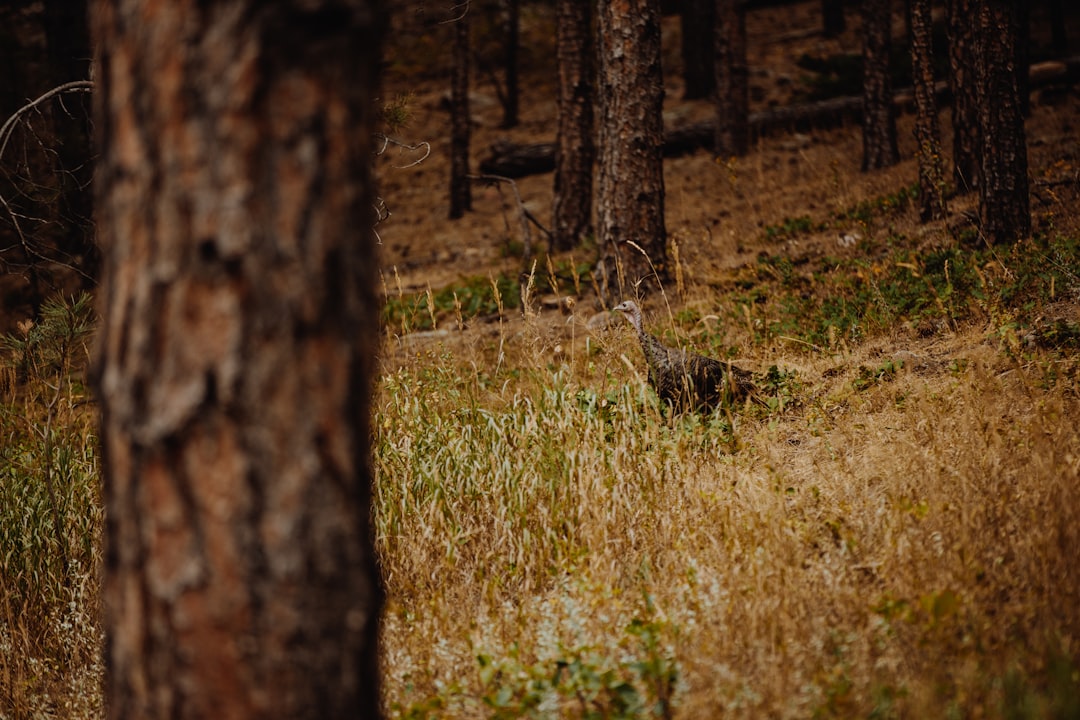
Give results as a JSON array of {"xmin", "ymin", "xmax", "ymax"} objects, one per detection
[
  {"xmin": 368, "ymin": 2, "xmax": 1080, "ymax": 718},
  {"xmin": 374, "ymin": 0, "xmax": 1080, "ymax": 355}
]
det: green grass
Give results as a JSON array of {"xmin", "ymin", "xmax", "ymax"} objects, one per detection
[
  {"xmin": 719, "ymin": 233, "xmax": 1080, "ymax": 353},
  {"xmin": 383, "ymin": 274, "xmax": 521, "ymax": 333}
]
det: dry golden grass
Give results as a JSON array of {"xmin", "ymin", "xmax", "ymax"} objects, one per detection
[
  {"xmin": 0, "ymin": 295, "xmax": 103, "ymax": 719},
  {"xmin": 372, "ymin": 45, "xmax": 1080, "ymax": 710},
  {"xmin": 375, "ymin": 19, "xmax": 1080, "ymax": 710},
  {"xmin": 374, "ymin": 311, "xmax": 1080, "ymax": 718}
]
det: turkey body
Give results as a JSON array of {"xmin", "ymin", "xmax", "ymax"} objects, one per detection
[{"xmin": 614, "ymin": 300, "xmax": 754, "ymax": 412}]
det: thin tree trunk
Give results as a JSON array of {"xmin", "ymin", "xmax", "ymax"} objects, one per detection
[
  {"xmin": 501, "ymin": 0, "xmax": 520, "ymax": 128},
  {"xmin": 1015, "ymin": 0, "xmax": 1030, "ymax": 117},
  {"xmin": 861, "ymin": 0, "xmax": 899, "ymax": 170},
  {"xmin": 552, "ymin": 0, "xmax": 595, "ymax": 251},
  {"xmin": 822, "ymin": 0, "xmax": 846, "ymax": 38},
  {"xmin": 90, "ymin": 1, "xmax": 386, "ymax": 717},
  {"xmin": 682, "ymin": 0, "xmax": 717, "ymax": 99},
  {"xmin": 0, "ymin": 1, "xmax": 54, "ymax": 300},
  {"xmin": 909, "ymin": 0, "xmax": 946, "ymax": 220},
  {"xmin": 975, "ymin": 0, "xmax": 1030, "ymax": 244},
  {"xmin": 715, "ymin": 0, "xmax": 749, "ymax": 157},
  {"xmin": 43, "ymin": 0, "xmax": 97, "ymax": 280},
  {"xmin": 450, "ymin": 11, "xmax": 473, "ymax": 219},
  {"xmin": 947, "ymin": 0, "xmax": 980, "ymax": 192},
  {"xmin": 596, "ymin": 0, "xmax": 667, "ymax": 299},
  {"xmin": 1049, "ymin": 0, "xmax": 1067, "ymax": 56}
]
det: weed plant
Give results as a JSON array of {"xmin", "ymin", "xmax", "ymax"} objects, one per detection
[{"xmin": 0, "ymin": 293, "xmax": 102, "ymax": 719}]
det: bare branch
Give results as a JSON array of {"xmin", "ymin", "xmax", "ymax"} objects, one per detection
[
  {"xmin": 467, "ymin": 173, "xmax": 533, "ymax": 270},
  {"xmin": 373, "ymin": 132, "xmax": 432, "ymax": 168},
  {"xmin": 439, "ymin": 0, "xmax": 471, "ymax": 24},
  {"xmin": 0, "ymin": 81, "xmax": 94, "ymax": 166},
  {"xmin": 372, "ymin": 196, "xmax": 391, "ymax": 245},
  {"xmin": 0, "ymin": 80, "xmax": 96, "ymax": 284}
]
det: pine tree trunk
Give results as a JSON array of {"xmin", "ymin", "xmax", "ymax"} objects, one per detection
[
  {"xmin": 1015, "ymin": 0, "xmax": 1030, "ymax": 117},
  {"xmin": 861, "ymin": 0, "xmax": 899, "ymax": 170},
  {"xmin": 822, "ymin": 0, "xmax": 846, "ymax": 38},
  {"xmin": 947, "ymin": 0, "xmax": 980, "ymax": 192},
  {"xmin": 552, "ymin": 0, "xmax": 596, "ymax": 251},
  {"xmin": 682, "ymin": 0, "xmax": 716, "ymax": 99},
  {"xmin": 909, "ymin": 0, "xmax": 946, "ymax": 221},
  {"xmin": 1049, "ymin": 0, "xmax": 1067, "ymax": 56},
  {"xmin": 0, "ymin": 0, "xmax": 95, "ymax": 301},
  {"xmin": 596, "ymin": 0, "xmax": 668, "ymax": 298},
  {"xmin": 715, "ymin": 0, "xmax": 749, "ymax": 157},
  {"xmin": 450, "ymin": 12, "xmax": 473, "ymax": 219},
  {"xmin": 501, "ymin": 0, "xmax": 520, "ymax": 128},
  {"xmin": 975, "ymin": 0, "xmax": 1030, "ymax": 244},
  {"xmin": 90, "ymin": 1, "xmax": 386, "ymax": 717},
  {"xmin": 43, "ymin": 0, "xmax": 98, "ymax": 280}
]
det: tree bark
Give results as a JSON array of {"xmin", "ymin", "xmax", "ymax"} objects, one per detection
[
  {"xmin": 1049, "ymin": 0, "xmax": 1067, "ymax": 56},
  {"xmin": 715, "ymin": 0, "xmax": 749, "ymax": 157},
  {"xmin": 0, "ymin": 0, "xmax": 97, "ymax": 301},
  {"xmin": 90, "ymin": 1, "xmax": 386, "ymax": 718},
  {"xmin": 596, "ymin": 0, "xmax": 668, "ymax": 299},
  {"xmin": 1015, "ymin": 0, "xmax": 1030, "ymax": 117},
  {"xmin": 501, "ymin": 0, "xmax": 520, "ymax": 128},
  {"xmin": 909, "ymin": 0, "xmax": 946, "ymax": 221},
  {"xmin": 861, "ymin": 0, "xmax": 899, "ymax": 170},
  {"xmin": 975, "ymin": 0, "xmax": 1030, "ymax": 244},
  {"xmin": 682, "ymin": 0, "xmax": 717, "ymax": 99},
  {"xmin": 822, "ymin": 0, "xmax": 846, "ymax": 37},
  {"xmin": 552, "ymin": 0, "xmax": 595, "ymax": 251},
  {"xmin": 43, "ymin": 0, "xmax": 98, "ymax": 280},
  {"xmin": 450, "ymin": 11, "xmax": 473, "ymax": 219},
  {"xmin": 947, "ymin": 0, "xmax": 980, "ymax": 192}
]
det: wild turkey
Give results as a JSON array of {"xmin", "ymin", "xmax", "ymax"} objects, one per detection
[{"xmin": 613, "ymin": 300, "xmax": 755, "ymax": 412}]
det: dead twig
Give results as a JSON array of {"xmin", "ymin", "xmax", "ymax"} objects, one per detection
[
  {"xmin": 373, "ymin": 133, "xmax": 432, "ymax": 169},
  {"xmin": 467, "ymin": 173, "xmax": 533, "ymax": 272}
]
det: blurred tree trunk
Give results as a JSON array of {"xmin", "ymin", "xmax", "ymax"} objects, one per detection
[
  {"xmin": 500, "ymin": 0, "xmax": 520, "ymax": 128},
  {"xmin": 1015, "ymin": 0, "xmax": 1030, "ymax": 117},
  {"xmin": 947, "ymin": 0, "xmax": 980, "ymax": 192},
  {"xmin": 822, "ymin": 0, "xmax": 846, "ymax": 37},
  {"xmin": 715, "ymin": 0, "xmax": 749, "ymax": 157},
  {"xmin": 1048, "ymin": 0, "xmax": 1067, "ymax": 56},
  {"xmin": 43, "ymin": 0, "xmax": 89, "ymax": 87},
  {"xmin": 0, "ymin": 0, "xmax": 97, "ymax": 300},
  {"xmin": 0, "ymin": 0, "xmax": 52, "ymax": 300},
  {"xmin": 90, "ymin": 1, "xmax": 386, "ymax": 718},
  {"xmin": 861, "ymin": 0, "xmax": 899, "ymax": 170},
  {"xmin": 975, "ymin": 0, "xmax": 1030, "ymax": 244},
  {"xmin": 450, "ymin": 10, "xmax": 472, "ymax": 219},
  {"xmin": 43, "ymin": 0, "xmax": 97, "ymax": 280},
  {"xmin": 682, "ymin": 0, "xmax": 716, "ymax": 99},
  {"xmin": 552, "ymin": 0, "xmax": 595, "ymax": 251},
  {"xmin": 909, "ymin": 0, "xmax": 946, "ymax": 221},
  {"xmin": 901, "ymin": 0, "xmax": 912, "ymax": 46},
  {"xmin": 596, "ymin": 0, "xmax": 667, "ymax": 298},
  {"xmin": 0, "ymin": 1, "xmax": 47, "ymax": 133}
]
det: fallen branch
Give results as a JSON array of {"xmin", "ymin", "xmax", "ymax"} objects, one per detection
[{"xmin": 481, "ymin": 57, "xmax": 1080, "ymax": 178}]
